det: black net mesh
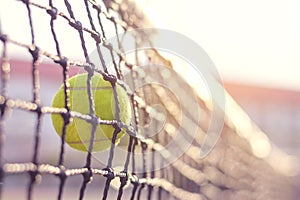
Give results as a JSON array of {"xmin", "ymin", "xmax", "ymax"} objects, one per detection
[{"xmin": 0, "ymin": 0, "xmax": 298, "ymax": 200}]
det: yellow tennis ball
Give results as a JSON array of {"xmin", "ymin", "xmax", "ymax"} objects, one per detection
[{"xmin": 51, "ymin": 73, "xmax": 132, "ymax": 152}]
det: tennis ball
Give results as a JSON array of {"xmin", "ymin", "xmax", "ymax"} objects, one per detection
[{"xmin": 51, "ymin": 73, "xmax": 132, "ymax": 152}]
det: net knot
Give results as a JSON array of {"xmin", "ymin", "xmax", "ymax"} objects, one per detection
[
  {"xmin": 82, "ymin": 168, "xmax": 93, "ymax": 183},
  {"xmin": 141, "ymin": 141, "xmax": 148, "ymax": 150},
  {"xmin": 103, "ymin": 168, "xmax": 115, "ymax": 180},
  {"xmin": 0, "ymin": 96, "xmax": 7, "ymax": 117},
  {"xmin": 91, "ymin": 32, "xmax": 101, "ymax": 44},
  {"xmin": 84, "ymin": 63, "xmax": 95, "ymax": 76},
  {"xmin": 35, "ymin": 105, "xmax": 42, "ymax": 116},
  {"xmin": 90, "ymin": 114, "xmax": 99, "ymax": 126},
  {"xmin": 28, "ymin": 45, "xmax": 40, "ymax": 62},
  {"xmin": 130, "ymin": 173, "xmax": 139, "ymax": 186},
  {"xmin": 46, "ymin": 7, "xmax": 58, "ymax": 20},
  {"xmin": 0, "ymin": 34, "xmax": 7, "ymax": 43},
  {"xmin": 119, "ymin": 171, "xmax": 128, "ymax": 186},
  {"xmin": 61, "ymin": 112, "xmax": 71, "ymax": 125},
  {"xmin": 103, "ymin": 42, "xmax": 113, "ymax": 51},
  {"xmin": 70, "ymin": 20, "xmax": 83, "ymax": 31},
  {"xmin": 21, "ymin": 0, "xmax": 29, "ymax": 4},
  {"xmin": 28, "ymin": 167, "xmax": 40, "ymax": 184},
  {"xmin": 55, "ymin": 57, "xmax": 68, "ymax": 70},
  {"xmin": 57, "ymin": 165, "xmax": 67, "ymax": 181},
  {"xmin": 92, "ymin": 4, "xmax": 101, "ymax": 13},
  {"xmin": 113, "ymin": 122, "xmax": 122, "ymax": 134},
  {"xmin": 125, "ymin": 62, "xmax": 133, "ymax": 69},
  {"xmin": 110, "ymin": 16, "xmax": 116, "ymax": 24},
  {"xmin": 102, "ymin": 73, "xmax": 117, "ymax": 86}
]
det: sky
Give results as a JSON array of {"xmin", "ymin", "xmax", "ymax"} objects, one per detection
[
  {"xmin": 137, "ymin": 0, "xmax": 300, "ymax": 91},
  {"xmin": 1, "ymin": 0, "xmax": 300, "ymax": 91}
]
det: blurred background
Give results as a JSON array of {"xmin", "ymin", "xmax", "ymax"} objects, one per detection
[{"xmin": 137, "ymin": 0, "xmax": 300, "ymax": 160}]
